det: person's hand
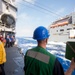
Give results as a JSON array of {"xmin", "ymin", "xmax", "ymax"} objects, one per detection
[
  {"xmin": 65, "ymin": 57, "xmax": 75, "ymax": 75},
  {"xmin": 70, "ymin": 57, "xmax": 75, "ymax": 71}
]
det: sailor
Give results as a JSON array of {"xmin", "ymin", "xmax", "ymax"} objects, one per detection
[
  {"xmin": 0, "ymin": 39, "xmax": 6, "ymax": 75},
  {"xmin": 0, "ymin": 35, "xmax": 6, "ymax": 47},
  {"xmin": 5, "ymin": 35, "xmax": 10, "ymax": 48},
  {"xmin": 24, "ymin": 26, "xmax": 75, "ymax": 75}
]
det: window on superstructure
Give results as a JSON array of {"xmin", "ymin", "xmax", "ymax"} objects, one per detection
[
  {"xmin": 73, "ymin": 27, "xmax": 75, "ymax": 29},
  {"xmin": 60, "ymin": 29, "xmax": 64, "ymax": 31},
  {"xmin": 67, "ymin": 28, "xmax": 72, "ymax": 30}
]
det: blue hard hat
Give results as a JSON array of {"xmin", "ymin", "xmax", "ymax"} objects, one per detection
[{"xmin": 33, "ymin": 26, "xmax": 50, "ymax": 40}]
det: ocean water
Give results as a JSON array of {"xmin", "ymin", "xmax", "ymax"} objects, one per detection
[{"xmin": 17, "ymin": 37, "xmax": 75, "ymax": 75}]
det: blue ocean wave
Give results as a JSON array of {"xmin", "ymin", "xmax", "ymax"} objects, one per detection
[{"xmin": 17, "ymin": 37, "xmax": 75, "ymax": 75}]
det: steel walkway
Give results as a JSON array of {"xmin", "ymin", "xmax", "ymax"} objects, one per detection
[{"xmin": 4, "ymin": 46, "xmax": 24, "ymax": 75}]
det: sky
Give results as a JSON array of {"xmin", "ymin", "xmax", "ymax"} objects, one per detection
[{"xmin": 15, "ymin": 0, "xmax": 75, "ymax": 37}]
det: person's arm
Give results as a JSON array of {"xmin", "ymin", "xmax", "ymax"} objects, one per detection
[
  {"xmin": 65, "ymin": 57, "xmax": 75, "ymax": 75},
  {"xmin": 53, "ymin": 57, "xmax": 75, "ymax": 75}
]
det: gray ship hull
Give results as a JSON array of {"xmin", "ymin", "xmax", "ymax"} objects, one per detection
[{"xmin": 49, "ymin": 34, "xmax": 75, "ymax": 43}]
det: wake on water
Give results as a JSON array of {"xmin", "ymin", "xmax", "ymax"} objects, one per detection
[{"xmin": 16, "ymin": 37, "xmax": 75, "ymax": 75}]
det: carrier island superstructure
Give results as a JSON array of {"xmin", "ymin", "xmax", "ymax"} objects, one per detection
[
  {"xmin": 0, "ymin": 0, "xmax": 17, "ymax": 38},
  {"xmin": 48, "ymin": 12, "xmax": 75, "ymax": 42}
]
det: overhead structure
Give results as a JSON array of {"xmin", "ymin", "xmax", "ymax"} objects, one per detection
[{"xmin": 0, "ymin": 0, "xmax": 17, "ymax": 37}]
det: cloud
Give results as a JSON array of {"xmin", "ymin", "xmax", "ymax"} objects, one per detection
[
  {"xmin": 15, "ymin": 0, "xmax": 22, "ymax": 4},
  {"xmin": 50, "ymin": 8, "xmax": 65, "ymax": 18},
  {"xmin": 16, "ymin": 27, "xmax": 34, "ymax": 37},
  {"xmin": 17, "ymin": 13, "xmax": 30, "ymax": 21},
  {"xmin": 16, "ymin": 11, "xmax": 51, "ymax": 37},
  {"xmin": 16, "ymin": 13, "xmax": 35, "ymax": 37},
  {"xmin": 56, "ymin": 8, "xmax": 65, "ymax": 17}
]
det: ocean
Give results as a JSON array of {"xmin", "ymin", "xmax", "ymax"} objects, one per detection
[{"xmin": 17, "ymin": 37, "xmax": 75, "ymax": 75}]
